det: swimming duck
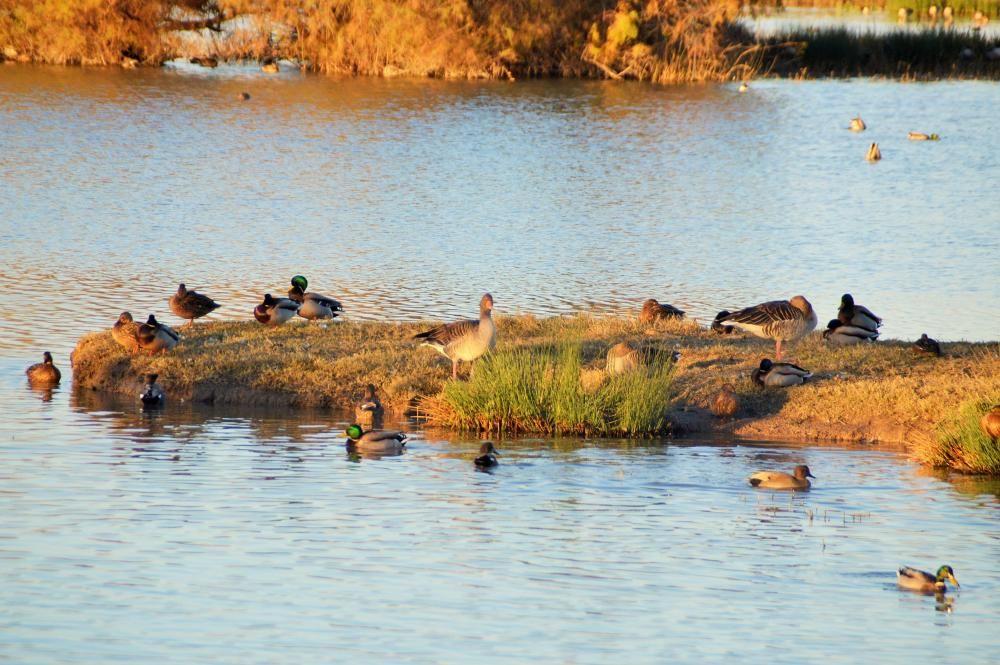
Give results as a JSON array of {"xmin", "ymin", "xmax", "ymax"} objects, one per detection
[
  {"xmin": 137, "ymin": 315, "xmax": 180, "ymax": 354},
  {"xmin": 752, "ymin": 358, "xmax": 812, "ymax": 387},
  {"xmin": 748, "ymin": 464, "xmax": 814, "ymax": 490},
  {"xmin": 474, "ymin": 442, "xmax": 500, "ymax": 468},
  {"xmin": 981, "ymin": 407, "xmax": 1000, "ymax": 439},
  {"xmin": 908, "ymin": 132, "xmax": 941, "ymax": 141},
  {"xmin": 738, "ymin": 81, "xmax": 748, "ymax": 92},
  {"xmin": 850, "ymin": 115, "xmax": 866, "ymax": 132},
  {"xmin": 111, "ymin": 311, "xmax": 141, "ymax": 353},
  {"xmin": 711, "ymin": 310, "xmax": 735, "ymax": 335},
  {"xmin": 254, "ymin": 294, "xmax": 300, "ymax": 326},
  {"xmin": 413, "ymin": 293, "xmax": 496, "ymax": 379},
  {"xmin": 639, "ymin": 298, "xmax": 685, "ymax": 324},
  {"xmin": 897, "ymin": 565, "xmax": 959, "ymax": 593},
  {"xmin": 190, "ymin": 56, "xmax": 218, "ymax": 68},
  {"xmin": 26, "ymin": 352, "xmax": 61, "ymax": 386},
  {"xmin": 169, "ymin": 283, "xmax": 220, "ymax": 327},
  {"xmin": 345, "ymin": 424, "xmax": 407, "ymax": 453},
  {"xmin": 711, "ymin": 383, "xmax": 739, "ymax": 418},
  {"xmin": 717, "ymin": 296, "xmax": 817, "ymax": 360},
  {"xmin": 912, "ymin": 333, "xmax": 942, "ymax": 357},
  {"xmin": 261, "ymin": 58, "xmax": 279, "ymax": 73},
  {"xmin": 139, "ymin": 373, "xmax": 165, "ymax": 405},
  {"xmin": 822, "ymin": 319, "xmax": 878, "ymax": 345},
  {"xmin": 287, "ymin": 275, "xmax": 343, "ymax": 321},
  {"xmin": 838, "ymin": 293, "xmax": 881, "ymax": 333},
  {"xmin": 354, "ymin": 383, "xmax": 384, "ymax": 423},
  {"xmin": 866, "ymin": 142, "xmax": 882, "ymax": 161}
]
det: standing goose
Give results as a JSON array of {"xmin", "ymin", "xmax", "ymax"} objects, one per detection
[
  {"xmin": 288, "ymin": 275, "xmax": 343, "ymax": 321},
  {"xmin": 254, "ymin": 294, "xmax": 300, "ymax": 326},
  {"xmin": 413, "ymin": 293, "xmax": 496, "ymax": 379},
  {"xmin": 822, "ymin": 319, "xmax": 878, "ymax": 345},
  {"xmin": 111, "ymin": 311, "xmax": 141, "ymax": 352},
  {"xmin": 912, "ymin": 333, "xmax": 942, "ymax": 357},
  {"xmin": 26, "ymin": 352, "xmax": 61, "ymax": 386},
  {"xmin": 838, "ymin": 294, "xmax": 881, "ymax": 333},
  {"xmin": 345, "ymin": 424, "xmax": 407, "ymax": 453},
  {"xmin": 474, "ymin": 442, "xmax": 500, "ymax": 469},
  {"xmin": 169, "ymin": 283, "xmax": 220, "ymax": 327},
  {"xmin": 749, "ymin": 465, "xmax": 815, "ymax": 490},
  {"xmin": 897, "ymin": 565, "xmax": 959, "ymax": 593},
  {"xmin": 140, "ymin": 373, "xmax": 165, "ymax": 405},
  {"xmin": 717, "ymin": 296, "xmax": 817, "ymax": 360},
  {"xmin": 752, "ymin": 358, "xmax": 812, "ymax": 387},
  {"xmin": 639, "ymin": 298, "xmax": 684, "ymax": 324},
  {"xmin": 137, "ymin": 315, "xmax": 180, "ymax": 355}
]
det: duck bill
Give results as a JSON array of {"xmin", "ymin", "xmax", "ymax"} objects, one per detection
[
  {"xmin": 807, "ymin": 472, "xmax": 816, "ymax": 478},
  {"xmin": 948, "ymin": 575, "xmax": 960, "ymax": 587}
]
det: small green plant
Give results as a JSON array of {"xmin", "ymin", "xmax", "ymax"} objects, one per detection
[{"xmin": 918, "ymin": 396, "xmax": 1000, "ymax": 474}]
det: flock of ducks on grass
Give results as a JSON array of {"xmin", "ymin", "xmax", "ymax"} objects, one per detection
[{"xmin": 848, "ymin": 114, "xmax": 941, "ymax": 162}]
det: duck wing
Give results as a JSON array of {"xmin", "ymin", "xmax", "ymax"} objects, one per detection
[
  {"xmin": 305, "ymin": 292, "xmax": 343, "ymax": 311},
  {"xmin": 413, "ymin": 318, "xmax": 479, "ymax": 347},
  {"xmin": 897, "ymin": 566, "xmax": 935, "ymax": 584},
  {"xmin": 723, "ymin": 300, "xmax": 799, "ymax": 326}
]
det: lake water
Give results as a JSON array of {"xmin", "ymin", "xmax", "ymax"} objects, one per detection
[{"xmin": 1, "ymin": 66, "xmax": 999, "ymax": 663}]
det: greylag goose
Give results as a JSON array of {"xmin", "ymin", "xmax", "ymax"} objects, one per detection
[
  {"xmin": 413, "ymin": 293, "xmax": 496, "ymax": 379},
  {"xmin": 717, "ymin": 296, "xmax": 817, "ymax": 359}
]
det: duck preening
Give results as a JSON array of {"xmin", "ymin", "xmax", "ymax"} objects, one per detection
[
  {"xmin": 254, "ymin": 294, "xmax": 300, "ymax": 325},
  {"xmin": 26, "ymin": 352, "xmax": 61, "ymax": 387},
  {"xmin": 345, "ymin": 424, "xmax": 407, "ymax": 453},
  {"xmin": 413, "ymin": 293, "xmax": 496, "ymax": 379},
  {"xmin": 752, "ymin": 358, "xmax": 812, "ymax": 387},
  {"xmin": 748, "ymin": 465, "xmax": 814, "ymax": 490},
  {"xmin": 169, "ymin": 283, "xmax": 220, "ymax": 327},
  {"xmin": 838, "ymin": 294, "xmax": 881, "ymax": 333},
  {"xmin": 897, "ymin": 565, "xmax": 959, "ymax": 593},
  {"xmin": 111, "ymin": 311, "xmax": 141, "ymax": 353},
  {"xmin": 137, "ymin": 315, "xmax": 180, "ymax": 355},
  {"xmin": 866, "ymin": 142, "xmax": 882, "ymax": 161},
  {"xmin": 711, "ymin": 310, "xmax": 735, "ymax": 335},
  {"xmin": 474, "ymin": 442, "xmax": 500, "ymax": 468},
  {"xmin": 639, "ymin": 298, "xmax": 684, "ymax": 324},
  {"xmin": 716, "ymin": 296, "xmax": 817, "ymax": 360},
  {"xmin": 823, "ymin": 319, "xmax": 878, "ymax": 345},
  {"xmin": 140, "ymin": 373, "xmax": 165, "ymax": 405},
  {"xmin": 912, "ymin": 333, "xmax": 942, "ymax": 357},
  {"xmin": 288, "ymin": 275, "xmax": 343, "ymax": 321}
]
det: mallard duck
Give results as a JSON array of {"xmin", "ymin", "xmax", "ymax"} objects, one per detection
[
  {"xmin": 111, "ymin": 311, "xmax": 141, "ymax": 352},
  {"xmin": 738, "ymin": 81, "xmax": 748, "ymax": 92},
  {"xmin": 822, "ymin": 319, "xmax": 878, "ymax": 345},
  {"xmin": 850, "ymin": 115, "xmax": 866, "ymax": 132},
  {"xmin": 639, "ymin": 298, "xmax": 684, "ymax": 324},
  {"xmin": 169, "ymin": 283, "xmax": 220, "ymax": 327},
  {"xmin": 139, "ymin": 373, "xmax": 165, "ymax": 405},
  {"xmin": 137, "ymin": 315, "xmax": 179, "ymax": 354},
  {"xmin": 354, "ymin": 383, "xmax": 384, "ymax": 422},
  {"xmin": 413, "ymin": 293, "xmax": 496, "ymax": 379},
  {"xmin": 912, "ymin": 333, "xmax": 942, "ymax": 357},
  {"xmin": 908, "ymin": 132, "xmax": 941, "ymax": 141},
  {"xmin": 254, "ymin": 294, "xmax": 300, "ymax": 325},
  {"xmin": 981, "ymin": 407, "xmax": 1000, "ymax": 439},
  {"xmin": 897, "ymin": 565, "xmax": 959, "ymax": 593},
  {"xmin": 345, "ymin": 424, "xmax": 406, "ymax": 453},
  {"xmin": 190, "ymin": 56, "xmax": 218, "ymax": 68},
  {"xmin": 717, "ymin": 296, "xmax": 817, "ymax": 360},
  {"xmin": 838, "ymin": 294, "xmax": 881, "ymax": 333},
  {"xmin": 606, "ymin": 342, "xmax": 680, "ymax": 375},
  {"xmin": 711, "ymin": 310, "xmax": 735, "ymax": 335},
  {"xmin": 752, "ymin": 358, "xmax": 812, "ymax": 387},
  {"xmin": 711, "ymin": 383, "xmax": 739, "ymax": 418},
  {"xmin": 475, "ymin": 442, "xmax": 500, "ymax": 468},
  {"xmin": 261, "ymin": 59, "xmax": 279, "ymax": 73},
  {"xmin": 288, "ymin": 275, "xmax": 343, "ymax": 321},
  {"xmin": 749, "ymin": 465, "xmax": 814, "ymax": 490},
  {"xmin": 866, "ymin": 142, "xmax": 882, "ymax": 161},
  {"xmin": 26, "ymin": 352, "xmax": 61, "ymax": 386}
]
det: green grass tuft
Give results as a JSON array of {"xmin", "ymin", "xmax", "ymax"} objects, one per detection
[{"xmin": 918, "ymin": 395, "xmax": 1000, "ymax": 473}]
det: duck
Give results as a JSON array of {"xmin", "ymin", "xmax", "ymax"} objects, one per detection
[
  {"xmin": 137, "ymin": 314, "xmax": 180, "ymax": 354},
  {"xmin": 716, "ymin": 296, "xmax": 817, "ymax": 360},
  {"xmin": 413, "ymin": 293, "xmax": 496, "ymax": 379},
  {"xmin": 345, "ymin": 424, "xmax": 406, "ymax": 453},
  {"xmin": 475, "ymin": 442, "xmax": 500, "ymax": 468},
  {"xmin": 189, "ymin": 56, "xmax": 218, "ymax": 68},
  {"xmin": 26, "ymin": 352, "xmax": 61, "ymax": 386},
  {"xmin": 639, "ymin": 298, "xmax": 685, "ymax": 324},
  {"xmin": 981, "ymin": 407, "xmax": 1000, "ymax": 439},
  {"xmin": 711, "ymin": 383, "xmax": 739, "ymax": 418},
  {"xmin": 111, "ymin": 311, "xmax": 141, "ymax": 352},
  {"xmin": 897, "ymin": 565, "xmax": 959, "ymax": 593},
  {"xmin": 354, "ymin": 383, "xmax": 384, "ymax": 423},
  {"xmin": 606, "ymin": 342, "xmax": 680, "ymax": 375},
  {"xmin": 748, "ymin": 465, "xmax": 815, "ymax": 490},
  {"xmin": 169, "ymin": 283, "xmax": 220, "ymax": 327},
  {"xmin": 838, "ymin": 293, "xmax": 881, "ymax": 333},
  {"xmin": 239, "ymin": 91, "xmax": 251, "ymax": 101},
  {"xmin": 912, "ymin": 333, "xmax": 942, "ymax": 357},
  {"xmin": 752, "ymin": 358, "xmax": 812, "ymax": 387},
  {"xmin": 822, "ymin": 319, "xmax": 878, "ymax": 345},
  {"xmin": 711, "ymin": 310, "xmax": 735, "ymax": 335},
  {"xmin": 261, "ymin": 58, "xmax": 279, "ymax": 73},
  {"xmin": 908, "ymin": 132, "xmax": 941, "ymax": 141},
  {"xmin": 139, "ymin": 373, "xmax": 165, "ymax": 405},
  {"xmin": 738, "ymin": 81, "xmax": 748, "ymax": 93},
  {"xmin": 287, "ymin": 275, "xmax": 343, "ymax": 321},
  {"xmin": 850, "ymin": 115, "xmax": 866, "ymax": 132},
  {"xmin": 866, "ymin": 142, "xmax": 882, "ymax": 161},
  {"xmin": 254, "ymin": 294, "xmax": 300, "ymax": 325}
]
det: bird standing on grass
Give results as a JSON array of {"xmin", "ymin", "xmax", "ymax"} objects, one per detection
[
  {"xmin": 254, "ymin": 294, "xmax": 300, "ymax": 326},
  {"xmin": 169, "ymin": 283, "xmax": 220, "ymax": 327},
  {"xmin": 716, "ymin": 296, "xmax": 817, "ymax": 360},
  {"xmin": 288, "ymin": 275, "xmax": 343, "ymax": 321},
  {"xmin": 137, "ymin": 315, "xmax": 179, "ymax": 354},
  {"xmin": 413, "ymin": 293, "xmax": 496, "ymax": 379}
]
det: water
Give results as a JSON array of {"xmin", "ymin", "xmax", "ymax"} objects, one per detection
[
  {"xmin": 743, "ymin": 7, "xmax": 1000, "ymax": 37},
  {"xmin": 2, "ymin": 66, "xmax": 1000, "ymax": 663}
]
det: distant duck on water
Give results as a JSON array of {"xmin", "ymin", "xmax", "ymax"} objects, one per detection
[
  {"xmin": 897, "ymin": 565, "xmax": 959, "ymax": 593},
  {"xmin": 26, "ymin": 352, "xmax": 61, "ymax": 387},
  {"xmin": 908, "ymin": 132, "xmax": 941, "ymax": 141},
  {"xmin": 749, "ymin": 465, "xmax": 815, "ymax": 490},
  {"xmin": 866, "ymin": 142, "xmax": 882, "ymax": 161},
  {"xmin": 140, "ymin": 373, "xmax": 165, "ymax": 405},
  {"xmin": 475, "ymin": 442, "xmax": 500, "ymax": 469},
  {"xmin": 716, "ymin": 296, "xmax": 817, "ymax": 360},
  {"xmin": 413, "ymin": 293, "xmax": 496, "ymax": 379},
  {"xmin": 345, "ymin": 424, "xmax": 407, "ymax": 453},
  {"xmin": 850, "ymin": 115, "xmax": 866, "ymax": 132}
]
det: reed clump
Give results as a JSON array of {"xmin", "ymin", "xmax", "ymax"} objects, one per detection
[{"xmin": 914, "ymin": 395, "xmax": 1000, "ymax": 474}]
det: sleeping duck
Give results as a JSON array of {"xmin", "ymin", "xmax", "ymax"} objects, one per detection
[
  {"xmin": 26, "ymin": 352, "xmax": 61, "ymax": 387},
  {"xmin": 752, "ymin": 358, "xmax": 812, "ymax": 387},
  {"xmin": 137, "ymin": 315, "xmax": 180, "ymax": 355},
  {"xmin": 254, "ymin": 294, "xmax": 300, "ymax": 325}
]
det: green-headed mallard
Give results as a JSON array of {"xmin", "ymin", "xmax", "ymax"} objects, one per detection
[
  {"xmin": 137, "ymin": 315, "xmax": 180, "ymax": 355},
  {"xmin": 838, "ymin": 293, "xmax": 881, "ymax": 333},
  {"xmin": 26, "ymin": 351, "xmax": 61, "ymax": 386},
  {"xmin": 640, "ymin": 298, "xmax": 684, "ymax": 324},
  {"xmin": 897, "ymin": 565, "xmax": 959, "ymax": 593},
  {"xmin": 749, "ymin": 464, "xmax": 814, "ymax": 490},
  {"xmin": 254, "ymin": 294, "xmax": 300, "ymax": 326},
  {"xmin": 169, "ymin": 283, "xmax": 220, "ymax": 327},
  {"xmin": 712, "ymin": 383, "xmax": 739, "ymax": 418},
  {"xmin": 752, "ymin": 358, "xmax": 812, "ymax": 387},
  {"xmin": 288, "ymin": 275, "xmax": 343, "ymax": 321},
  {"xmin": 475, "ymin": 442, "xmax": 500, "ymax": 468},
  {"xmin": 908, "ymin": 132, "xmax": 941, "ymax": 141},
  {"xmin": 413, "ymin": 293, "xmax": 496, "ymax": 379},
  {"xmin": 140, "ymin": 373, "xmax": 165, "ymax": 405},
  {"xmin": 912, "ymin": 333, "xmax": 942, "ymax": 357},
  {"xmin": 717, "ymin": 296, "xmax": 817, "ymax": 360},
  {"xmin": 345, "ymin": 424, "xmax": 406, "ymax": 453},
  {"xmin": 981, "ymin": 407, "xmax": 1000, "ymax": 439},
  {"xmin": 112, "ymin": 311, "xmax": 141, "ymax": 353},
  {"xmin": 850, "ymin": 115, "xmax": 866, "ymax": 132},
  {"xmin": 823, "ymin": 319, "xmax": 878, "ymax": 346}
]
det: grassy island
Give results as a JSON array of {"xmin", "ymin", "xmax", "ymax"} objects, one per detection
[{"xmin": 71, "ymin": 315, "xmax": 1000, "ymax": 472}]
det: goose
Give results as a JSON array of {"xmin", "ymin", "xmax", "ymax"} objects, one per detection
[
  {"xmin": 475, "ymin": 442, "xmax": 500, "ymax": 469},
  {"xmin": 639, "ymin": 298, "xmax": 684, "ymax": 324},
  {"xmin": 850, "ymin": 115, "xmax": 866, "ymax": 132},
  {"xmin": 169, "ymin": 283, "xmax": 220, "ymax": 327},
  {"xmin": 111, "ymin": 311, "xmax": 141, "ymax": 352},
  {"xmin": 981, "ymin": 407, "xmax": 1000, "ymax": 439},
  {"xmin": 716, "ymin": 296, "xmax": 817, "ymax": 360},
  {"xmin": 254, "ymin": 294, "xmax": 300, "ymax": 326},
  {"xmin": 354, "ymin": 383, "xmax": 384, "ymax": 423},
  {"xmin": 908, "ymin": 132, "xmax": 940, "ymax": 141},
  {"xmin": 345, "ymin": 424, "xmax": 407, "ymax": 453},
  {"xmin": 606, "ymin": 342, "xmax": 680, "ymax": 375},
  {"xmin": 749, "ymin": 465, "xmax": 814, "ymax": 490},
  {"xmin": 897, "ymin": 565, "xmax": 959, "ymax": 593},
  {"xmin": 838, "ymin": 294, "xmax": 881, "ymax": 333},
  {"xmin": 822, "ymin": 319, "xmax": 878, "ymax": 345},
  {"xmin": 752, "ymin": 358, "xmax": 812, "ymax": 387},
  {"xmin": 711, "ymin": 310, "xmax": 735, "ymax": 335},
  {"xmin": 137, "ymin": 315, "xmax": 180, "ymax": 354},
  {"xmin": 413, "ymin": 293, "xmax": 496, "ymax": 379},
  {"xmin": 139, "ymin": 373, "xmax": 165, "ymax": 405},
  {"xmin": 711, "ymin": 383, "xmax": 739, "ymax": 418},
  {"xmin": 866, "ymin": 142, "xmax": 882, "ymax": 161},
  {"xmin": 912, "ymin": 333, "xmax": 942, "ymax": 357},
  {"xmin": 26, "ymin": 352, "xmax": 61, "ymax": 386},
  {"xmin": 287, "ymin": 275, "xmax": 343, "ymax": 320}
]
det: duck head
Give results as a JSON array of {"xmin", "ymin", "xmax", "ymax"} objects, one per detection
[
  {"xmin": 794, "ymin": 465, "xmax": 816, "ymax": 480},
  {"xmin": 480, "ymin": 293, "xmax": 494, "ymax": 313},
  {"xmin": 345, "ymin": 424, "xmax": 364, "ymax": 442},
  {"xmin": 119, "ymin": 312, "xmax": 134, "ymax": 324},
  {"xmin": 291, "ymin": 275, "xmax": 308, "ymax": 291},
  {"xmin": 480, "ymin": 442, "xmax": 500, "ymax": 456},
  {"xmin": 146, "ymin": 314, "xmax": 159, "ymax": 325},
  {"xmin": 43, "ymin": 351, "xmax": 54, "ymax": 364},
  {"xmin": 822, "ymin": 319, "xmax": 842, "ymax": 339},
  {"xmin": 936, "ymin": 565, "xmax": 959, "ymax": 587},
  {"xmin": 841, "ymin": 293, "xmax": 855, "ymax": 309},
  {"xmin": 177, "ymin": 283, "xmax": 187, "ymax": 296}
]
